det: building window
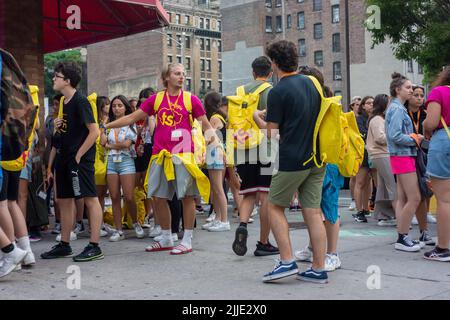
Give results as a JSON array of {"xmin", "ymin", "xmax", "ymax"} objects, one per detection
[
  {"xmin": 332, "ymin": 33, "xmax": 340, "ymax": 52},
  {"xmin": 265, "ymin": 0, "xmax": 272, "ymax": 8},
  {"xmin": 407, "ymin": 60, "xmax": 414, "ymax": 73},
  {"xmin": 332, "ymin": 5, "xmax": 340, "ymax": 23},
  {"xmin": 206, "ymin": 39, "xmax": 211, "ymax": 51},
  {"xmin": 219, "ymin": 81, "xmax": 223, "ymax": 93},
  {"xmin": 176, "ymin": 34, "xmax": 182, "ymax": 48},
  {"xmin": 185, "ymin": 15, "xmax": 190, "ymax": 25},
  {"xmin": 313, "ymin": 0, "xmax": 322, "ymax": 11},
  {"xmin": 314, "ymin": 23, "xmax": 322, "ymax": 39},
  {"xmin": 418, "ymin": 64, "xmax": 423, "ymax": 74},
  {"xmin": 219, "ymin": 61, "xmax": 222, "ymax": 73},
  {"xmin": 297, "ymin": 12, "xmax": 305, "ymax": 29},
  {"xmin": 186, "ymin": 57, "xmax": 191, "ymax": 70},
  {"xmin": 333, "ymin": 62, "xmax": 342, "ymax": 80},
  {"xmin": 334, "ymin": 90, "xmax": 342, "ymax": 97},
  {"xmin": 218, "ymin": 40, "xmax": 222, "ymax": 52},
  {"xmin": 298, "ymin": 39, "xmax": 306, "ymax": 57},
  {"xmin": 207, "ymin": 60, "xmax": 211, "ymax": 72},
  {"xmin": 176, "ymin": 56, "xmax": 182, "ymax": 64},
  {"xmin": 218, "ymin": 20, "xmax": 222, "ymax": 31},
  {"xmin": 201, "ymin": 59, "xmax": 205, "ymax": 71},
  {"xmin": 276, "ymin": 16, "xmax": 282, "ymax": 33},
  {"xmin": 186, "ymin": 78, "xmax": 192, "ymax": 91},
  {"xmin": 265, "ymin": 16, "xmax": 273, "ymax": 33},
  {"xmin": 200, "ymin": 38, "xmax": 205, "ymax": 50},
  {"xmin": 167, "ymin": 55, "xmax": 173, "ymax": 63},
  {"xmin": 175, "ymin": 14, "xmax": 180, "ymax": 24},
  {"xmin": 201, "ymin": 80, "xmax": 206, "ymax": 91},
  {"xmin": 276, "ymin": 0, "xmax": 282, "ymax": 7},
  {"xmin": 206, "ymin": 18, "xmax": 210, "ymax": 30},
  {"xmin": 314, "ymin": 51, "xmax": 323, "ymax": 66},
  {"xmin": 287, "ymin": 14, "xmax": 292, "ymax": 29},
  {"xmin": 167, "ymin": 34, "xmax": 172, "ymax": 47},
  {"xmin": 297, "ymin": 0, "xmax": 304, "ymax": 3},
  {"xmin": 200, "ymin": 17, "xmax": 204, "ymax": 29},
  {"xmin": 207, "ymin": 80, "xmax": 212, "ymax": 90},
  {"xmin": 185, "ymin": 36, "xmax": 190, "ymax": 49}
]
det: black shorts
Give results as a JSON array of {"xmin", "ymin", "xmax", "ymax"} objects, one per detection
[
  {"xmin": 134, "ymin": 143, "xmax": 152, "ymax": 173},
  {"xmin": 55, "ymin": 157, "xmax": 97, "ymax": 199},
  {"xmin": 236, "ymin": 162, "xmax": 272, "ymax": 195},
  {"xmin": 0, "ymin": 169, "xmax": 20, "ymax": 201}
]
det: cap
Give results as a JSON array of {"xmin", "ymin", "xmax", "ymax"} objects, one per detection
[{"xmin": 351, "ymin": 96, "xmax": 362, "ymax": 103}]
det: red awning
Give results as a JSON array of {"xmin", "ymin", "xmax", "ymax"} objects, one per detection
[{"xmin": 43, "ymin": 0, "xmax": 169, "ymax": 53}]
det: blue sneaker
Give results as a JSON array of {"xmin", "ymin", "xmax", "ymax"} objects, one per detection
[
  {"xmin": 262, "ymin": 260, "xmax": 299, "ymax": 283},
  {"xmin": 297, "ymin": 268, "xmax": 328, "ymax": 284}
]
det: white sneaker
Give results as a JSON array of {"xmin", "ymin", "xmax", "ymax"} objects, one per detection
[
  {"xmin": 377, "ymin": 219, "xmax": 397, "ymax": 227},
  {"xmin": 51, "ymin": 222, "xmax": 61, "ymax": 235},
  {"xmin": 248, "ymin": 217, "xmax": 254, "ymax": 223},
  {"xmin": 100, "ymin": 228, "xmax": 108, "ymax": 237},
  {"xmin": 56, "ymin": 231, "xmax": 77, "ymax": 242},
  {"xmin": 206, "ymin": 212, "xmax": 216, "ymax": 223},
  {"xmin": 294, "ymin": 246, "xmax": 313, "ymax": 262},
  {"xmin": 0, "ymin": 246, "xmax": 27, "ymax": 278},
  {"xmin": 427, "ymin": 213, "xmax": 437, "ymax": 224},
  {"xmin": 154, "ymin": 233, "xmax": 178, "ymax": 242},
  {"xmin": 149, "ymin": 225, "xmax": 162, "ymax": 238},
  {"xmin": 22, "ymin": 251, "xmax": 36, "ymax": 266},
  {"xmin": 103, "ymin": 223, "xmax": 116, "ymax": 235},
  {"xmin": 208, "ymin": 221, "xmax": 231, "ymax": 232},
  {"xmin": 133, "ymin": 223, "xmax": 145, "ymax": 239},
  {"xmin": 324, "ymin": 254, "xmax": 341, "ymax": 272},
  {"xmin": 251, "ymin": 207, "xmax": 258, "ymax": 217},
  {"xmin": 202, "ymin": 219, "xmax": 219, "ymax": 230},
  {"xmin": 349, "ymin": 201, "xmax": 356, "ymax": 211},
  {"xmin": 73, "ymin": 222, "xmax": 85, "ymax": 235},
  {"xmin": 411, "ymin": 216, "xmax": 419, "ymax": 225},
  {"xmin": 109, "ymin": 231, "xmax": 125, "ymax": 242}
]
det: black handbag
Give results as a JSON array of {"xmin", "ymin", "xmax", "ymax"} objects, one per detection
[{"xmin": 416, "ymin": 146, "xmax": 433, "ymax": 199}]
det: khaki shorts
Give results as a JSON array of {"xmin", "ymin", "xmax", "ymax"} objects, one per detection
[
  {"xmin": 269, "ymin": 166, "xmax": 326, "ymax": 209},
  {"xmin": 147, "ymin": 159, "xmax": 200, "ymax": 200}
]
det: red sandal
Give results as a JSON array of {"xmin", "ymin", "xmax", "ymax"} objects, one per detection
[
  {"xmin": 145, "ymin": 241, "xmax": 173, "ymax": 252},
  {"xmin": 170, "ymin": 243, "xmax": 193, "ymax": 255}
]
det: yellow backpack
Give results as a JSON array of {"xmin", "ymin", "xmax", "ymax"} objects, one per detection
[
  {"xmin": 1, "ymin": 85, "xmax": 40, "ymax": 171},
  {"xmin": 304, "ymin": 76, "xmax": 365, "ymax": 177},
  {"xmin": 154, "ymin": 91, "xmax": 206, "ymax": 166},
  {"xmin": 227, "ymin": 82, "xmax": 272, "ymax": 149}
]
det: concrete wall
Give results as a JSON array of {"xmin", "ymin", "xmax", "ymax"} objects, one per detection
[{"xmin": 350, "ymin": 30, "xmax": 424, "ymax": 98}]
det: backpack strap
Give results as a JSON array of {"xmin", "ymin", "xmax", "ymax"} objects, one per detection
[
  {"xmin": 251, "ymin": 82, "xmax": 272, "ymax": 96},
  {"xmin": 58, "ymin": 96, "xmax": 64, "ymax": 119},
  {"xmin": 211, "ymin": 113, "xmax": 226, "ymax": 125},
  {"xmin": 307, "ymin": 76, "xmax": 325, "ymax": 99},
  {"xmin": 153, "ymin": 91, "xmax": 165, "ymax": 113}
]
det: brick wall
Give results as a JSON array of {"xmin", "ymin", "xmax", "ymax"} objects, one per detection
[{"xmin": 348, "ymin": 0, "xmax": 366, "ymax": 64}]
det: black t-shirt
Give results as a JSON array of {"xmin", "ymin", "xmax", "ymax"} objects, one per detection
[
  {"xmin": 56, "ymin": 91, "xmax": 96, "ymax": 162},
  {"xmin": 408, "ymin": 107, "xmax": 427, "ymax": 135},
  {"xmin": 266, "ymin": 74, "xmax": 321, "ymax": 171}
]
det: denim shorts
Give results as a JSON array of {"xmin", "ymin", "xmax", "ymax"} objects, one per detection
[
  {"xmin": 107, "ymin": 154, "xmax": 136, "ymax": 175},
  {"xmin": 205, "ymin": 145, "xmax": 225, "ymax": 170},
  {"xmin": 427, "ymin": 128, "xmax": 450, "ymax": 179},
  {"xmin": 19, "ymin": 154, "xmax": 33, "ymax": 182}
]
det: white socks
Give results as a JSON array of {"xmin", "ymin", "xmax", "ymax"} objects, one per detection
[
  {"xmin": 161, "ymin": 229, "xmax": 173, "ymax": 245},
  {"xmin": 16, "ymin": 236, "xmax": 32, "ymax": 253},
  {"xmin": 181, "ymin": 229, "xmax": 193, "ymax": 249}
]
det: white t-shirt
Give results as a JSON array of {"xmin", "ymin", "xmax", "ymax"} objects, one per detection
[{"xmin": 107, "ymin": 125, "xmax": 137, "ymax": 157}]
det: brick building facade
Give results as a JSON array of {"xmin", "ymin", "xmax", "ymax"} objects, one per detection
[{"xmin": 87, "ymin": 0, "xmax": 222, "ymax": 98}]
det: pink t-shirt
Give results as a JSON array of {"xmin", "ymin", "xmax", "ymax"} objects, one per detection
[
  {"xmin": 140, "ymin": 91, "xmax": 205, "ymax": 155},
  {"xmin": 425, "ymin": 86, "xmax": 450, "ymax": 128}
]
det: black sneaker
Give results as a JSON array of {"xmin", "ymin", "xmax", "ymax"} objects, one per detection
[
  {"xmin": 254, "ymin": 241, "xmax": 280, "ymax": 256},
  {"xmin": 363, "ymin": 210, "xmax": 371, "ymax": 216},
  {"xmin": 354, "ymin": 211, "xmax": 368, "ymax": 223},
  {"xmin": 73, "ymin": 244, "xmax": 104, "ymax": 262},
  {"xmin": 395, "ymin": 235, "xmax": 421, "ymax": 252},
  {"xmin": 232, "ymin": 226, "xmax": 248, "ymax": 256},
  {"xmin": 424, "ymin": 247, "xmax": 450, "ymax": 262},
  {"xmin": 40, "ymin": 243, "xmax": 73, "ymax": 259},
  {"xmin": 419, "ymin": 231, "xmax": 436, "ymax": 246}
]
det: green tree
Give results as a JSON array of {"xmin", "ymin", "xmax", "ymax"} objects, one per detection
[
  {"xmin": 365, "ymin": 0, "xmax": 450, "ymax": 83},
  {"xmin": 44, "ymin": 49, "xmax": 86, "ymax": 98}
]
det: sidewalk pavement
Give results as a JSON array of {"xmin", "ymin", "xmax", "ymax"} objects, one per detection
[{"xmin": 1, "ymin": 191, "xmax": 449, "ymax": 300}]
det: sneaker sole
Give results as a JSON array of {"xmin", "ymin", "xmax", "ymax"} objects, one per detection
[
  {"xmin": 296, "ymin": 275, "xmax": 328, "ymax": 284},
  {"xmin": 232, "ymin": 227, "xmax": 248, "ymax": 256},
  {"xmin": 40, "ymin": 252, "xmax": 75, "ymax": 259},
  {"xmin": 254, "ymin": 249, "xmax": 280, "ymax": 257},
  {"xmin": 73, "ymin": 254, "xmax": 105, "ymax": 262},
  {"xmin": 262, "ymin": 269, "xmax": 299, "ymax": 283},
  {"xmin": 394, "ymin": 243, "xmax": 421, "ymax": 252},
  {"xmin": 423, "ymin": 255, "xmax": 450, "ymax": 262}
]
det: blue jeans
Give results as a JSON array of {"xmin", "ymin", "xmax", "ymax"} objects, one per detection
[
  {"xmin": 427, "ymin": 128, "xmax": 450, "ymax": 179},
  {"xmin": 107, "ymin": 154, "xmax": 136, "ymax": 175}
]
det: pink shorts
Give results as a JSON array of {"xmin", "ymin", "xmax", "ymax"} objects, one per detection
[{"xmin": 390, "ymin": 156, "xmax": 416, "ymax": 175}]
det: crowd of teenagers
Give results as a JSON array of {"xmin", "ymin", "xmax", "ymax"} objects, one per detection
[{"xmin": 1, "ymin": 40, "xmax": 449, "ymax": 285}]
